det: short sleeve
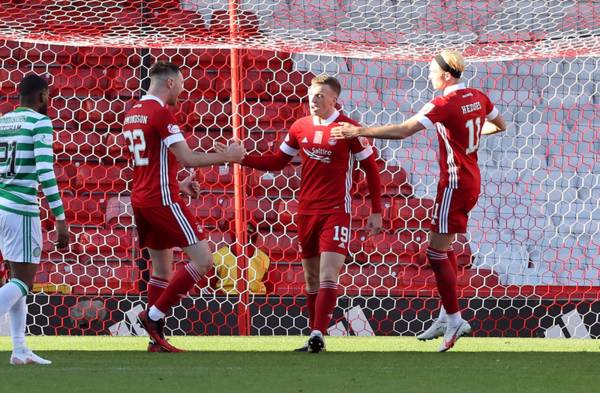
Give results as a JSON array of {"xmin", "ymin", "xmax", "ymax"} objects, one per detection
[
  {"xmin": 349, "ymin": 136, "xmax": 374, "ymax": 161},
  {"xmin": 483, "ymin": 94, "xmax": 499, "ymax": 120},
  {"xmin": 155, "ymin": 109, "xmax": 185, "ymax": 147},
  {"xmin": 279, "ymin": 120, "xmax": 301, "ymax": 156},
  {"xmin": 414, "ymin": 100, "xmax": 447, "ymax": 130}
]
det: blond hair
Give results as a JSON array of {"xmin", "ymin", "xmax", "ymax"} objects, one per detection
[
  {"xmin": 440, "ymin": 49, "xmax": 467, "ymax": 74},
  {"xmin": 310, "ymin": 74, "xmax": 342, "ymax": 96}
]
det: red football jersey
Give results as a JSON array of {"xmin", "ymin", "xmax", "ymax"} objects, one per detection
[
  {"xmin": 123, "ymin": 95, "xmax": 186, "ymax": 208},
  {"xmin": 279, "ymin": 110, "xmax": 374, "ymax": 214},
  {"xmin": 415, "ymin": 83, "xmax": 498, "ymax": 189}
]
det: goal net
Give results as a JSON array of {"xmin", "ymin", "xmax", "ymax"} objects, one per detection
[{"xmin": 0, "ymin": 0, "xmax": 598, "ymax": 338}]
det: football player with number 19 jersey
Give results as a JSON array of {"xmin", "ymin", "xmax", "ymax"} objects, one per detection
[{"xmin": 227, "ymin": 75, "xmax": 383, "ymax": 353}]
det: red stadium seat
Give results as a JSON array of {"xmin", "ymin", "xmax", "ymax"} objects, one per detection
[
  {"xmin": 105, "ymin": 196, "xmax": 133, "ymax": 228},
  {"xmin": 62, "ymin": 195, "xmax": 105, "ymax": 227},
  {"xmin": 210, "ymin": 10, "xmax": 260, "ymax": 39},
  {"xmin": 256, "ymin": 229, "xmax": 300, "ymax": 263},
  {"xmin": 187, "ymin": 194, "xmax": 225, "ymax": 228},
  {"xmin": 389, "ymin": 197, "xmax": 434, "ymax": 230},
  {"xmin": 75, "ymin": 162, "xmax": 132, "ymax": 195},
  {"xmin": 266, "ymin": 70, "xmax": 314, "ymax": 102},
  {"xmin": 77, "ymin": 98, "xmax": 125, "ymax": 131}
]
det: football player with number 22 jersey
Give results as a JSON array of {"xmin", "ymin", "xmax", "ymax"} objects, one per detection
[{"xmin": 124, "ymin": 61, "xmax": 245, "ymax": 352}]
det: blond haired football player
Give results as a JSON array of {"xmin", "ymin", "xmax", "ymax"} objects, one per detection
[
  {"xmin": 219, "ymin": 75, "xmax": 383, "ymax": 353},
  {"xmin": 333, "ymin": 50, "xmax": 506, "ymax": 351}
]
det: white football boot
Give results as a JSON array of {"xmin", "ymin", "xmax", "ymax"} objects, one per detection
[
  {"xmin": 438, "ymin": 319, "xmax": 472, "ymax": 352},
  {"xmin": 417, "ymin": 319, "xmax": 447, "ymax": 341},
  {"xmin": 10, "ymin": 349, "xmax": 52, "ymax": 365}
]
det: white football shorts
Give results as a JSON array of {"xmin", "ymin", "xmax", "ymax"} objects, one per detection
[{"xmin": 0, "ymin": 210, "xmax": 42, "ymax": 264}]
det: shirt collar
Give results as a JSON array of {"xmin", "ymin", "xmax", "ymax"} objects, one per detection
[
  {"xmin": 313, "ymin": 109, "xmax": 340, "ymax": 126},
  {"xmin": 141, "ymin": 94, "xmax": 166, "ymax": 107},
  {"xmin": 443, "ymin": 83, "xmax": 466, "ymax": 96}
]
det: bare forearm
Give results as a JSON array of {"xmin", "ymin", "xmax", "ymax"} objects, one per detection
[
  {"xmin": 185, "ymin": 152, "xmax": 231, "ymax": 167},
  {"xmin": 360, "ymin": 124, "xmax": 410, "ymax": 140}
]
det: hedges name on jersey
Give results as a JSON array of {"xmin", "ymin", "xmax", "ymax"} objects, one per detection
[
  {"xmin": 280, "ymin": 110, "xmax": 374, "ymax": 214},
  {"xmin": 415, "ymin": 83, "xmax": 498, "ymax": 191}
]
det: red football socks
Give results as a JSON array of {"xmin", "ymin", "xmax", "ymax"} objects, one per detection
[
  {"xmin": 427, "ymin": 247, "xmax": 459, "ymax": 315},
  {"xmin": 313, "ymin": 281, "xmax": 338, "ymax": 333},
  {"xmin": 306, "ymin": 289, "xmax": 318, "ymax": 330},
  {"xmin": 147, "ymin": 276, "xmax": 168, "ymax": 307},
  {"xmin": 154, "ymin": 263, "xmax": 202, "ymax": 314}
]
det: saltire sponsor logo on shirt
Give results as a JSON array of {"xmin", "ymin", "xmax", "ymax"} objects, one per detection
[{"xmin": 303, "ymin": 147, "xmax": 332, "ymax": 164}]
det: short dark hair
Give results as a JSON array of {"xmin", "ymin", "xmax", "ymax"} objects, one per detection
[
  {"xmin": 19, "ymin": 74, "xmax": 49, "ymax": 99},
  {"xmin": 311, "ymin": 74, "xmax": 342, "ymax": 96},
  {"xmin": 149, "ymin": 61, "xmax": 180, "ymax": 78}
]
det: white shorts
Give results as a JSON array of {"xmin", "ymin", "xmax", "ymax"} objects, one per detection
[{"xmin": 0, "ymin": 210, "xmax": 42, "ymax": 264}]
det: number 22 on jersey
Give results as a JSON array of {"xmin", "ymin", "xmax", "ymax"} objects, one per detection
[{"xmin": 124, "ymin": 129, "xmax": 149, "ymax": 167}]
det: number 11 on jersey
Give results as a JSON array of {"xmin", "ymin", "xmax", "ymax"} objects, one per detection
[{"xmin": 465, "ymin": 117, "xmax": 482, "ymax": 154}]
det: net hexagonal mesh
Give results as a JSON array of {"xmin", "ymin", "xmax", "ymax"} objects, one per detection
[{"xmin": 0, "ymin": 0, "xmax": 598, "ymax": 338}]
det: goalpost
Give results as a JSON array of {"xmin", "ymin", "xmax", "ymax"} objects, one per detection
[{"xmin": 0, "ymin": 0, "xmax": 598, "ymax": 338}]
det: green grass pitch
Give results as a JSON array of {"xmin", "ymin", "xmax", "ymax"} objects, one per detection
[{"xmin": 1, "ymin": 336, "xmax": 599, "ymax": 393}]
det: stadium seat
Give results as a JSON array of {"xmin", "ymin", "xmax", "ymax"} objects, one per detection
[
  {"xmin": 389, "ymin": 197, "xmax": 434, "ymax": 230},
  {"xmin": 50, "ymin": 66, "xmax": 109, "ymax": 97},
  {"xmin": 264, "ymin": 262, "xmax": 304, "ymax": 296},
  {"xmin": 187, "ymin": 194, "xmax": 226, "ymax": 228},
  {"xmin": 75, "ymin": 162, "xmax": 133, "ymax": 195},
  {"xmin": 339, "ymin": 263, "xmax": 401, "ymax": 296},
  {"xmin": 62, "ymin": 195, "xmax": 105, "ymax": 227},
  {"xmin": 256, "ymin": 229, "xmax": 300, "ymax": 263},
  {"xmin": 77, "ymin": 98, "xmax": 125, "ymax": 131},
  {"xmin": 244, "ymin": 196, "xmax": 282, "ymax": 228},
  {"xmin": 75, "ymin": 227, "xmax": 133, "ymax": 262},
  {"xmin": 195, "ymin": 165, "xmax": 234, "ymax": 192},
  {"xmin": 242, "ymin": 49, "xmax": 294, "ymax": 72},
  {"xmin": 210, "ymin": 10, "xmax": 260, "ymax": 38},
  {"xmin": 351, "ymin": 229, "xmax": 428, "ymax": 265},
  {"xmin": 105, "ymin": 196, "xmax": 133, "ymax": 228},
  {"xmin": 249, "ymin": 165, "xmax": 301, "ymax": 199},
  {"xmin": 76, "ymin": 46, "xmax": 138, "ymax": 67},
  {"xmin": 105, "ymin": 67, "xmax": 140, "ymax": 98},
  {"xmin": 241, "ymin": 101, "xmax": 307, "ymax": 130},
  {"xmin": 266, "ymin": 70, "xmax": 314, "ymax": 102}
]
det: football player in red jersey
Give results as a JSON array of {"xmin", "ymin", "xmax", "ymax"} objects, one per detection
[
  {"xmin": 123, "ymin": 61, "xmax": 245, "ymax": 352},
  {"xmin": 219, "ymin": 75, "xmax": 383, "ymax": 353},
  {"xmin": 332, "ymin": 50, "xmax": 506, "ymax": 351}
]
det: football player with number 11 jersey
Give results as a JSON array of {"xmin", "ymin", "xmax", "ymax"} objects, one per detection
[{"xmin": 332, "ymin": 50, "xmax": 507, "ymax": 352}]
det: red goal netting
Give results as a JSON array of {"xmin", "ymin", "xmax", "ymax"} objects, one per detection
[{"xmin": 0, "ymin": 0, "xmax": 598, "ymax": 338}]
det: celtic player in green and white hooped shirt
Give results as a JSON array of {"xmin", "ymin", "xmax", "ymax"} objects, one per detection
[{"xmin": 0, "ymin": 74, "xmax": 70, "ymax": 365}]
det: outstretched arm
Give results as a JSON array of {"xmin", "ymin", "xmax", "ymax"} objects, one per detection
[
  {"xmin": 216, "ymin": 142, "xmax": 293, "ymax": 171},
  {"xmin": 332, "ymin": 117, "xmax": 426, "ymax": 140},
  {"xmin": 170, "ymin": 139, "xmax": 245, "ymax": 167}
]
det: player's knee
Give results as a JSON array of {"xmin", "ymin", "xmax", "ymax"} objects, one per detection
[
  {"xmin": 304, "ymin": 271, "xmax": 320, "ymax": 289},
  {"xmin": 189, "ymin": 257, "xmax": 212, "ymax": 276}
]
